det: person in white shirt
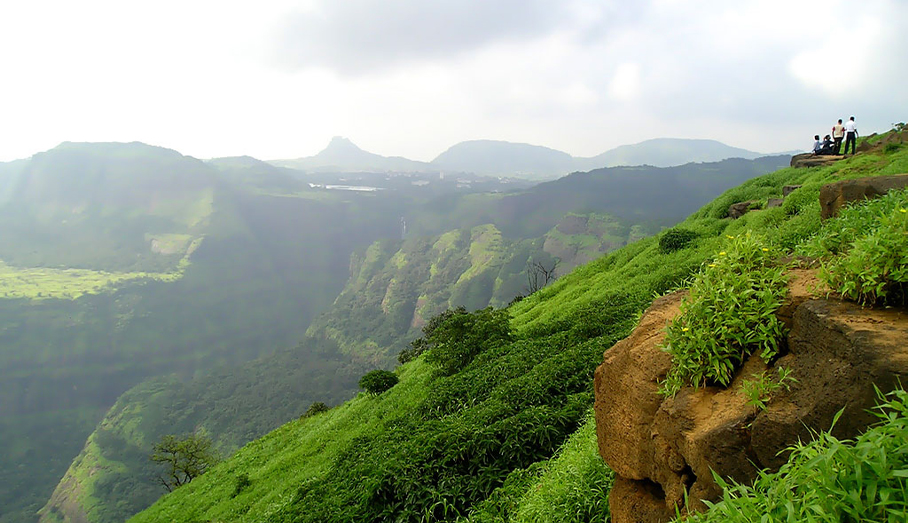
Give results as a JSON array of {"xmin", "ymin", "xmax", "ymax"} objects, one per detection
[
  {"xmin": 812, "ymin": 135, "xmax": 822, "ymax": 154},
  {"xmin": 832, "ymin": 119, "xmax": 846, "ymax": 154},
  {"xmin": 843, "ymin": 116, "xmax": 858, "ymax": 155}
]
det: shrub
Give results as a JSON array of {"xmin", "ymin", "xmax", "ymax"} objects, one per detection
[
  {"xmin": 741, "ymin": 367, "xmax": 797, "ymax": 411},
  {"xmin": 659, "ymin": 228, "xmax": 699, "ymax": 253},
  {"xmin": 421, "ymin": 306, "xmax": 513, "ymax": 375},
  {"xmin": 358, "ymin": 370, "xmax": 399, "ymax": 396},
  {"xmin": 661, "ymin": 233, "xmax": 788, "ymax": 396},
  {"xmin": 232, "ymin": 473, "xmax": 251, "ymax": 498},
  {"xmin": 820, "ymin": 202, "xmax": 908, "ymax": 306},
  {"xmin": 302, "ymin": 401, "xmax": 330, "ymax": 418},
  {"xmin": 799, "ymin": 188, "xmax": 908, "ymax": 306}
]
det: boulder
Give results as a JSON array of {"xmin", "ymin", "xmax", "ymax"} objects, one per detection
[
  {"xmin": 766, "ymin": 198, "xmax": 784, "ymax": 209},
  {"xmin": 727, "ymin": 200, "xmax": 758, "ymax": 219},
  {"xmin": 819, "ymin": 173, "xmax": 908, "ymax": 219},
  {"xmin": 790, "ymin": 153, "xmax": 844, "ymax": 168},
  {"xmin": 782, "ymin": 185, "xmax": 801, "ymax": 197},
  {"xmin": 594, "ymin": 270, "xmax": 908, "ymax": 522}
]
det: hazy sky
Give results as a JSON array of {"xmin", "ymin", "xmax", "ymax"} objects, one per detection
[{"xmin": 1, "ymin": 0, "xmax": 905, "ymax": 162}]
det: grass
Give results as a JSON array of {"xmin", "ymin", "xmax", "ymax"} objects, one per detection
[
  {"xmin": 467, "ymin": 411, "xmax": 613, "ymax": 523},
  {"xmin": 128, "ymin": 359, "xmax": 435, "ymax": 523},
  {"xmin": 0, "ymin": 239, "xmax": 199, "ymax": 300}
]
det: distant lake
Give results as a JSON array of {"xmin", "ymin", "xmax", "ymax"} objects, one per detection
[{"xmin": 308, "ymin": 183, "xmax": 383, "ymax": 192}]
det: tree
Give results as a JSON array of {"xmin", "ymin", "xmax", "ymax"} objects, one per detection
[
  {"xmin": 359, "ymin": 370, "xmax": 399, "ymax": 395},
  {"xmin": 303, "ymin": 401, "xmax": 330, "ymax": 418},
  {"xmin": 526, "ymin": 258, "xmax": 559, "ymax": 294},
  {"xmin": 150, "ymin": 433, "xmax": 221, "ymax": 492}
]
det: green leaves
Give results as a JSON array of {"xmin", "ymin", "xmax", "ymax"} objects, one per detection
[
  {"xmin": 421, "ymin": 306, "xmax": 513, "ymax": 376},
  {"xmin": 661, "ymin": 233, "xmax": 788, "ymax": 396},
  {"xmin": 358, "ymin": 370, "xmax": 400, "ymax": 396},
  {"xmin": 741, "ymin": 367, "xmax": 797, "ymax": 411}
]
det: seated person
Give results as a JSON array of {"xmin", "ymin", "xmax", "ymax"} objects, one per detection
[
  {"xmin": 819, "ymin": 135, "xmax": 836, "ymax": 155},
  {"xmin": 813, "ymin": 135, "xmax": 822, "ymax": 154}
]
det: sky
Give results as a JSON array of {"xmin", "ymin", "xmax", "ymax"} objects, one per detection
[{"xmin": 1, "ymin": 0, "xmax": 906, "ymax": 163}]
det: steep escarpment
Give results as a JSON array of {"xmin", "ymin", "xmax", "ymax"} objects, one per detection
[{"xmin": 309, "ymin": 215, "xmax": 648, "ymax": 363}]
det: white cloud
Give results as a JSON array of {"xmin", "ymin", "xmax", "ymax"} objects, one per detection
[
  {"xmin": 0, "ymin": 0, "xmax": 905, "ymax": 162},
  {"xmin": 609, "ymin": 63, "xmax": 641, "ymax": 101}
]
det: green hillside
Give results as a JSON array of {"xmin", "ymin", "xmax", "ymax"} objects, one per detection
[
  {"xmin": 128, "ymin": 131, "xmax": 908, "ymax": 522},
  {"xmin": 40, "ymin": 209, "xmax": 648, "ymax": 523}
]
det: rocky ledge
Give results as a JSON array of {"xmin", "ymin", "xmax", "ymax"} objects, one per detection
[{"xmin": 594, "ymin": 269, "xmax": 908, "ymax": 522}]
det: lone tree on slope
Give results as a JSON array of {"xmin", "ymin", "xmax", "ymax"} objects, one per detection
[{"xmin": 150, "ymin": 432, "xmax": 221, "ymax": 492}]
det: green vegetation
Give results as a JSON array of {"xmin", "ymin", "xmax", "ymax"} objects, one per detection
[
  {"xmin": 741, "ymin": 367, "xmax": 797, "ymax": 411},
  {"xmin": 799, "ymin": 188, "xmax": 908, "ymax": 306},
  {"xmin": 127, "ymin": 131, "xmax": 908, "ymax": 523},
  {"xmin": 467, "ymin": 412, "xmax": 613, "ymax": 523},
  {"xmin": 303, "ymin": 402, "xmax": 331, "ymax": 418},
  {"xmin": 0, "ymin": 251, "xmax": 190, "ymax": 300},
  {"xmin": 150, "ymin": 433, "xmax": 221, "ymax": 492},
  {"xmin": 422, "ymin": 306, "xmax": 512, "ymax": 375},
  {"xmin": 659, "ymin": 227, "xmax": 699, "ymax": 253},
  {"xmin": 358, "ymin": 370, "xmax": 400, "ymax": 395},
  {"xmin": 661, "ymin": 233, "xmax": 789, "ymax": 396},
  {"xmin": 682, "ymin": 389, "xmax": 908, "ymax": 523}
]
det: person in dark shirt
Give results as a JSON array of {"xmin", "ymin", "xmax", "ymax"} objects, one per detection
[{"xmin": 819, "ymin": 135, "xmax": 836, "ymax": 155}]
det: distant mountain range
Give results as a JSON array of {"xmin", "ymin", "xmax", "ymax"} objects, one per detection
[{"xmin": 270, "ymin": 137, "xmax": 781, "ymax": 180}]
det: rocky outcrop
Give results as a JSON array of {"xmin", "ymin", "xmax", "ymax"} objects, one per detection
[
  {"xmin": 790, "ymin": 153, "xmax": 844, "ymax": 168},
  {"xmin": 727, "ymin": 200, "xmax": 758, "ymax": 219},
  {"xmin": 819, "ymin": 173, "xmax": 908, "ymax": 219},
  {"xmin": 594, "ymin": 270, "xmax": 908, "ymax": 522}
]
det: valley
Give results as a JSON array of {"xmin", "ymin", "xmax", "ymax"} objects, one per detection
[{"xmin": 0, "ymin": 139, "xmax": 789, "ymax": 523}]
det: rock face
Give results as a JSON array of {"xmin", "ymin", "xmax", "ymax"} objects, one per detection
[
  {"xmin": 819, "ymin": 173, "xmax": 908, "ymax": 219},
  {"xmin": 594, "ymin": 270, "xmax": 908, "ymax": 522}
]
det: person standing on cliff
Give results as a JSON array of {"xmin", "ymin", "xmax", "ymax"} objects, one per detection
[
  {"xmin": 832, "ymin": 119, "xmax": 846, "ymax": 154},
  {"xmin": 843, "ymin": 116, "xmax": 858, "ymax": 155}
]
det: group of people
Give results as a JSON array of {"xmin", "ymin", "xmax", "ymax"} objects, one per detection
[{"xmin": 813, "ymin": 116, "xmax": 858, "ymax": 156}]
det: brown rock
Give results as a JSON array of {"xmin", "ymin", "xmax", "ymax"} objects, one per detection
[
  {"xmin": 782, "ymin": 185, "xmax": 802, "ymax": 197},
  {"xmin": 819, "ymin": 173, "xmax": 908, "ymax": 219},
  {"xmin": 609, "ymin": 477, "xmax": 674, "ymax": 523},
  {"xmin": 594, "ymin": 291, "xmax": 683, "ymax": 481},
  {"xmin": 595, "ymin": 269, "xmax": 908, "ymax": 523},
  {"xmin": 751, "ymin": 299, "xmax": 908, "ymax": 469},
  {"xmin": 766, "ymin": 198, "xmax": 784, "ymax": 209},
  {"xmin": 727, "ymin": 200, "xmax": 758, "ymax": 219},
  {"xmin": 790, "ymin": 153, "xmax": 844, "ymax": 168}
]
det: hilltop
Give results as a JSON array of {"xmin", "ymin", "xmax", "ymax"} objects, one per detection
[{"xmin": 125, "ymin": 130, "xmax": 908, "ymax": 521}]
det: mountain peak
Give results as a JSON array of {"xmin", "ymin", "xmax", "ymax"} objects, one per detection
[{"xmin": 324, "ymin": 136, "xmax": 362, "ymax": 153}]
